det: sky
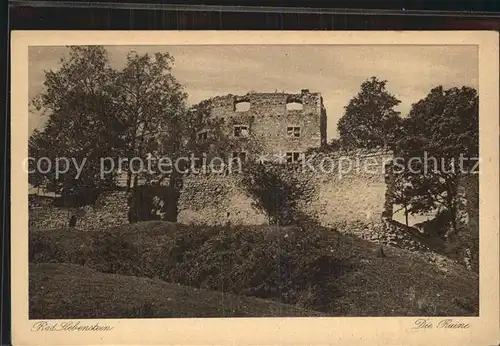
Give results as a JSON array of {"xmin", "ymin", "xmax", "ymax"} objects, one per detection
[{"xmin": 28, "ymin": 45, "xmax": 478, "ymax": 140}]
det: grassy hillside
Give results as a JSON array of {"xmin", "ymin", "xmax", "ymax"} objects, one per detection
[
  {"xmin": 30, "ymin": 263, "xmax": 323, "ymax": 318},
  {"xmin": 30, "ymin": 221, "xmax": 479, "ymax": 317}
]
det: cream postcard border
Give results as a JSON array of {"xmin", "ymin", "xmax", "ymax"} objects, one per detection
[{"xmin": 11, "ymin": 31, "xmax": 499, "ymax": 346}]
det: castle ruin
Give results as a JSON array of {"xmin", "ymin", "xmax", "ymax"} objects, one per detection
[
  {"xmin": 28, "ymin": 89, "xmax": 480, "ymax": 264},
  {"xmin": 203, "ymin": 89, "xmax": 327, "ymax": 162}
]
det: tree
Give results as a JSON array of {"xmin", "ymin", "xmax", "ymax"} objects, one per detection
[
  {"xmin": 29, "ymin": 47, "xmax": 196, "ymax": 208},
  {"xmin": 29, "ymin": 46, "xmax": 123, "ymax": 205},
  {"xmin": 393, "ymin": 86, "xmax": 479, "ymax": 236},
  {"xmin": 112, "ymin": 51, "xmax": 188, "ymax": 191},
  {"xmin": 109, "ymin": 52, "xmax": 240, "ymax": 222},
  {"xmin": 391, "ymin": 173, "xmax": 418, "ymax": 227},
  {"xmin": 338, "ymin": 77, "xmax": 402, "ymax": 149}
]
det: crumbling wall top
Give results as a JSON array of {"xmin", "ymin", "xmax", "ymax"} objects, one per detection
[{"xmin": 208, "ymin": 90, "xmax": 323, "ymax": 110}]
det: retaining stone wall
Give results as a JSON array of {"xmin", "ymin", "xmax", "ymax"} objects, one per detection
[
  {"xmin": 178, "ymin": 150, "xmax": 394, "ymax": 229},
  {"xmin": 29, "ymin": 191, "xmax": 130, "ymax": 231}
]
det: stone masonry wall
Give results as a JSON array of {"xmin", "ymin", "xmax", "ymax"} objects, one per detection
[
  {"xmin": 209, "ymin": 90, "xmax": 327, "ymax": 157},
  {"xmin": 301, "ymin": 152, "xmax": 393, "ymax": 229},
  {"xmin": 29, "ymin": 191, "xmax": 130, "ymax": 231},
  {"xmin": 30, "ymin": 151, "xmax": 395, "ymax": 235},
  {"xmin": 177, "ymin": 173, "xmax": 268, "ymax": 225},
  {"xmin": 178, "ymin": 150, "xmax": 394, "ymax": 229}
]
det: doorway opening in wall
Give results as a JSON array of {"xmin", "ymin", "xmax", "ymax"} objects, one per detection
[{"xmin": 128, "ymin": 185, "xmax": 180, "ymax": 223}]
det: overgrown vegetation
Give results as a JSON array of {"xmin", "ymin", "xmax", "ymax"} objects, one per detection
[
  {"xmin": 30, "ymin": 222, "xmax": 352, "ymax": 312},
  {"xmin": 240, "ymin": 161, "xmax": 315, "ymax": 226},
  {"xmin": 30, "ymin": 263, "xmax": 323, "ymax": 318},
  {"xmin": 30, "ymin": 221, "xmax": 479, "ymax": 317},
  {"xmin": 28, "ymin": 47, "xmax": 238, "ymax": 205},
  {"xmin": 29, "ymin": 46, "xmax": 479, "ymax": 247},
  {"xmin": 337, "ymin": 77, "xmax": 403, "ymax": 150},
  {"xmin": 393, "ymin": 86, "xmax": 479, "ymax": 236},
  {"xmin": 28, "ymin": 48, "xmax": 480, "ymax": 318},
  {"xmin": 334, "ymin": 78, "xmax": 478, "ymax": 243}
]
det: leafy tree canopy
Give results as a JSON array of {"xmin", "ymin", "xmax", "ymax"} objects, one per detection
[
  {"xmin": 392, "ymin": 85, "xmax": 479, "ymax": 235},
  {"xmin": 338, "ymin": 77, "xmax": 402, "ymax": 150}
]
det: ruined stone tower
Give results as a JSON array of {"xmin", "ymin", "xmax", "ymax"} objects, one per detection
[{"xmin": 202, "ymin": 89, "xmax": 327, "ymax": 162}]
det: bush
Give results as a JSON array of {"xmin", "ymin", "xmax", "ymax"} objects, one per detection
[
  {"xmin": 30, "ymin": 263, "xmax": 324, "ymax": 318},
  {"xmin": 29, "ymin": 229, "xmax": 91, "ymax": 265},
  {"xmin": 167, "ymin": 225, "xmax": 354, "ymax": 311},
  {"xmin": 86, "ymin": 232, "xmax": 143, "ymax": 275},
  {"xmin": 415, "ymin": 210, "xmax": 452, "ymax": 238},
  {"xmin": 239, "ymin": 162, "xmax": 316, "ymax": 225},
  {"xmin": 29, "ymin": 221, "xmax": 479, "ymax": 316},
  {"xmin": 29, "ymin": 223, "xmax": 353, "ymax": 312}
]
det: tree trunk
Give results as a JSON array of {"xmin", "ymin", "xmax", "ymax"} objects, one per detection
[
  {"xmin": 126, "ymin": 171, "xmax": 132, "ymax": 191},
  {"xmin": 444, "ymin": 183, "xmax": 459, "ymax": 238},
  {"xmin": 126, "ymin": 138, "xmax": 137, "ymax": 192},
  {"xmin": 449, "ymin": 200, "xmax": 458, "ymax": 234},
  {"xmin": 404, "ymin": 204, "xmax": 409, "ymax": 227},
  {"xmin": 133, "ymin": 174, "xmax": 139, "ymax": 190},
  {"xmin": 167, "ymin": 155, "xmax": 183, "ymax": 223}
]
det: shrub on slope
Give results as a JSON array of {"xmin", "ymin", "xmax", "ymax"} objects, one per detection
[
  {"xmin": 30, "ymin": 262, "xmax": 323, "ymax": 318},
  {"xmin": 30, "ymin": 221, "xmax": 479, "ymax": 316}
]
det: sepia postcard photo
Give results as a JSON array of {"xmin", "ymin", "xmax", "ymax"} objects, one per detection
[{"xmin": 11, "ymin": 31, "xmax": 499, "ymax": 345}]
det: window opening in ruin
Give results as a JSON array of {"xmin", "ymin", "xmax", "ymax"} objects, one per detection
[
  {"xmin": 286, "ymin": 152, "xmax": 303, "ymax": 163},
  {"xmin": 234, "ymin": 101, "xmax": 251, "ymax": 112},
  {"xmin": 233, "ymin": 125, "xmax": 249, "ymax": 137},
  {"xmin": 287, "ymin": 126, "xmax": 301, "ymax": 137},
  {"xmin": 197, "ymin": 130, "xmax": 208, "ymax": 142},
  {"xmin": 286, "ymin": 101, "xmax": 304, "ymax": 111},
  {"xmin": 192, "ymin": 154, "xmax": 204, "ymax": 169},
  {"xmin": 232, "ymin": 151, "xmax": 247, "ymax": 164}
]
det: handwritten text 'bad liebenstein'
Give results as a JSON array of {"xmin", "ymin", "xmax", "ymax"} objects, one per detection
[{"xmin": 31, "ymin": 321, "xmax": 114, "ymax": 332}]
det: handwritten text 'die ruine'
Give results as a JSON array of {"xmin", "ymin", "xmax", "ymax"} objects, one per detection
[{"xmin": 412, "ymin": 319, "xmax": 471, "ymax": 329}]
